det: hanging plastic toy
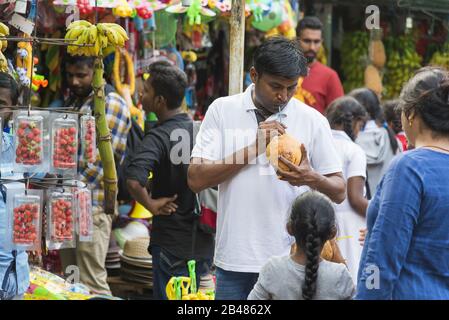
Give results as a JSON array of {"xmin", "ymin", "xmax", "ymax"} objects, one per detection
[
  {"xmin": 246, "ymin": 0, "xmax": 269, "ymax": 22},
  {"xmin": 16, "ymin": 34, "xmax": 33, "ymax": 87},
  {"xmin": 251, "ymin": 0, "xmax": 283, "ymax": 32},
  {"xmin": 165, "ymin": 0, "xmax": 216, "ymax": 26},
  {"xmin": 165, "ymin": 260, "xmax": 214, "ymax": 300}
]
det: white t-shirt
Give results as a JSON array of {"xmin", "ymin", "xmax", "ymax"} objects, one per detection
[
  {"xmin": 191, "ymin": 84, "xmax": 342, "ymax": 273},
  {"xmin": 331, "ymin": 130, "xmax": 367, "ymax": 212},
  {"xmin": 331, "ymin": 130, "xmax": 367, "ymax": 281}
]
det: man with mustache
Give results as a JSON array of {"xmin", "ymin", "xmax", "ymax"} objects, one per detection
[{"xmin": 295, "ymin": 16, "xmax": 344, "ymax": 114}]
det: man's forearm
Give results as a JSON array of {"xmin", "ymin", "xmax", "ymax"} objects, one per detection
[
  {"xmin": 312, "ymin": 173, "xmax": 346, "ymax": 204},
  {"xmin": 188, "ymin": 142, "xmax": 260, "ymax": 193},
  {"xmin": 126, "ymin": 179, "xmax": 154, "ymax": 212}
]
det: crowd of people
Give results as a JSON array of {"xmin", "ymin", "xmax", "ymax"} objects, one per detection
[{"xmin": 1, "ymin": 15, "xmax": 449, "ymax": 300}]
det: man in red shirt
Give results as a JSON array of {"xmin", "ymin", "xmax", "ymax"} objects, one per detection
[{"xmin": 295, "ymin": 16, "xmax": 344, "ymax": 114}]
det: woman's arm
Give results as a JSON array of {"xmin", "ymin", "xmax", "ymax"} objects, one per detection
[
  {"xmin": 356, "ymin": 157, "xmax": 422, "ymax": 299},
  {"xmin": 347, "ymin": 176, "xmax": 369, "ymax": 217}
]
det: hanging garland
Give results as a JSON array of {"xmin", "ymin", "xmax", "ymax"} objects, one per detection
[{"xmin": 113, "ymin": 48, "xmax": 135, "ymax": 96}]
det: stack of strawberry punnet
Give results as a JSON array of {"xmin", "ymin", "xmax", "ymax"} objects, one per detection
[
  {"xmin": 7, "ymin": 190, "xmax": 43, "ymax": 251},
  {"xmin": 14, "ymin": 115, "xmax": 44, "ymax": 167},
  {"xmin": 47, "ymin": 192, "xmax": 76, "ymax": 250},
  {"xmin": 76, "ymin": 188, "xmax": 93, "ymax": 242},
  {"xmin": 80, "ymin": 115, "xmax": 96, "ymax": 164},
  {"xmin": 50, "ymin": 117, "xmax": 78, "ymax": 176}
]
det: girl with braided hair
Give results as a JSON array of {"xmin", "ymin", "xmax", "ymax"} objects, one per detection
[
  {"xmin": 248, "ymin": 191, "xmax": 354, "ymax": 300},
  {"xmin": 325, "ymin": 96, "xmax": 369, "ymax": 282}
]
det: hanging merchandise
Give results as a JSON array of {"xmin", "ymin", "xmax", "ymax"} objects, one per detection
[
  {"xmin": 154, "ymin": 11, "xmax": 178, "ymax": 48},
  {"xmin": 113, "ymin": 48, "xmax": 136, "ymax": 97},
  {"xmin": 384, "ymin": 35, "xmax": 422, "ymax": 99},
  {"xmin": 31, "ymin": 57, "xmax": 48, "ymax": 92},
  {"xmin": 0, "ymin": 22, "xmax": 9, "ymax": 72},
  {"xmin": 113, "ymin": 0, "xmax": 134, "ymax": 18},
  {"xmin": 264, "ymin": 0, "xmax": 296, "ymax": 39},
  {"xmin": 75, "ymin": 188, "xmax": 93, "ymax": 242},
  {"xmin": 46, "ymin": 190, "xmax": 76, "ymax": 250},
  {"xmin": 182, "ymin": 51, "xmax": 198, "ymax": 114},
  {"xmin": 364, "ymin": 29, "xmax": 385, "ymax": 96},
  {"xmin": 6, "ymin": 188, "xmax": 43, "ymax": 251},
  {"xmin": 80, "ymin": 114, "xmax": 97, "ymax": 164},
  {"xmin": 251, "ymin": 0, "xmax": 283, "ymax": 32},
  {"xmin": 16, "ymin": 34, "xmax": 33, "ymax": 87},
  {"xmin": 113, "ymin": 48, "xmax": 144, "ymax": 128},
  {"xmin": 50, "ymin": 115, "xmax": 78, "ymax": 176},
  {"xmin": 246, "ymin": 0, "xmax": 269, "ymax": 23},
  {"xmin": 14, "ymin": 113, "xmax": 46, "ymax": 173},
  {"xmin": 341, "ymin": 31, "xmax": 369, "ymax": 93},
  {"xmin": 165, "ymin": 0, "xmax": 216, "ymax": 26},
  {"xmin": 77, "ymin": 0, "xmax": 94, "ymax": 15},
  {"xmin": 429, "ymin": 42, "xmax": 449, "ymax": 70}
]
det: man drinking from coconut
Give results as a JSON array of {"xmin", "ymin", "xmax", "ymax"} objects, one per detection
[{"xmin": 188, "ymin": 37, "xmax": 345, "ymax": 300}]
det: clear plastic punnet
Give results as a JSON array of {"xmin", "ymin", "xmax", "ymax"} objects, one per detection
[
  {"xmin": 6, "ymin": 189, "xmax": 43, "ymax": 251},
  {"xmin": 75, "ymin": 188, "xmax": 93, "ymax": 242},
  {"xmin": 51, "ymin": 116, "xmax": 78, "ymax": 176},
  {"xmin": 80, "ymin": 115, "xmax": 96, "ymax": 164},
  {"xmin": 46, "ymin": 191, "xmax": 76, "ymax": 250},
  {"xmin": 14, "ymin": 114, "xmax": 46, "ymax": 173}
]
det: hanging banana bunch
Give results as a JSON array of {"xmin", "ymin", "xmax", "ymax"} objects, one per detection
[
  {"xmin": 0, "ymin": 22, "xmax": 10, "ymax": 72},
  {"xmin": 65, "ymin": 20, "xmax": 129, "ymax": 214}
]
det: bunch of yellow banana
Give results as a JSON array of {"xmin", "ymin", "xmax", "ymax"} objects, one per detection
[
  {"xmin": 429, "ymin": 42, "xmax": 449, "ymax": 70},
  {"xmin": 383, "ymin": 35, "xmax": 422, "ymax": 99},
  {"xmin": 0, "ymin": 22, "xmax": 10, "ymax": 72},
  {"xmin": 65, "ymin": 20, "xmax": 129, "ymax": 57},
  {"xmin": 341, "ymin": 31, "xmax": 370, "ymax": 93}
]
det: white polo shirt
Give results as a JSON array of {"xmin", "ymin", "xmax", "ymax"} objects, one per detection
[{"xmin": 191, "ymin": 84, "xmax": 342, "ymax": 273}]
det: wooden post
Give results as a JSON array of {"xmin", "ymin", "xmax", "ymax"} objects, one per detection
[{"xmin": 228, "ymin": 0, "xmax": 245, "ymax": 95}]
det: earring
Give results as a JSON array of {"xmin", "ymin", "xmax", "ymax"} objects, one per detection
[{"xmin": 408, "ymin": 118, "xmax": 413, "ymax": 127}]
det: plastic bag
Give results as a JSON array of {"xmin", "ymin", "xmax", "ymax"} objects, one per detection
[
  {"xmin": 46, "ymin": 190, "xmax": 76, "ymax": 250},
  {"xmin": 14, "ymin": 114, "xmax": 46, "ymax": 173},
  {"xmin": 75, "ymin": 188, "xmax": 93, "ymax": 242},
  {"xmin": 80, "ymin": 115, "xmax": 96, "ymax": 165},
  {"xmin": 50, "ymin": 116, "xmax": 78, "ymax": 176},
  {"xmin": 6, "ymin": 189, "xmax": 43, "ymax": 251}
]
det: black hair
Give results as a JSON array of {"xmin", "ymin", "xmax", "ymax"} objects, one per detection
[
  {"xmin": 382, "ymin": 100, "xmax": 402, "ymax": 134},
  {"xmin": 349, "ymin": 87, "xmax": 399, "ymax": 153},
  {"xmin": 398, "ymin": 66, "xmax": 449, "ymax": 137},
  {"xmin": 326, "ymin": 96, "xmax": 368, "ymax": 141},
  {"xmin": 289, "ymin": 191, "xmax": 336, "ymax": 300},
  {"xmin": 253, "ymin": 37, "xmax": 308, "ymax": 79},
  {"xmin": 147, "ymin": 61, "xmax": 188, "ymax": 110},
  {"xmin": 348, "ymin": 88, "xmax": 382, "ymax": 122},
  {"xmin": 296, "ymin": 16, "xmax": 323, "ymax": 37},
  {"xmin": 64, "ymin": 54, "xmax": 95, "ymax": 68},
  {"xmin": 0, "ymin": 72, "xmax": 19, "ymax": 105}
]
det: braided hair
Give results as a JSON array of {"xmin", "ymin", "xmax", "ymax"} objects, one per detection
[
  {"xmin": 289, "ymin": 191, "xmax": 336, "ymax": 300},
  {"xmin": 326, "ymin": 96, "xmax": 367, "ymax": 141},
  {"xmin": 0, "ymin": 71, "xmax": 19, "ymax": 105}
]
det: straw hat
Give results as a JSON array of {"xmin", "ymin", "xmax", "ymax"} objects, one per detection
[
  {"xmin": 114, "ymin": 221, "xmax": 149, "ymax": 249},
  {"xmin": 121, "ymin": 237, "xmax": 152, "ymax": 260}
]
